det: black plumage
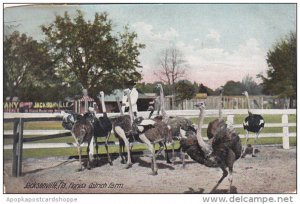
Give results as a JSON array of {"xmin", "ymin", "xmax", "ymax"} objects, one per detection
[
  {"xmin": 87, "ymin": 111, "xmax": 113, "ymax": 165},
  {"xmin": 71, "ymin": 112, "xmax": 94, "ymax": 171},
  {"xmin": 242, "ymin": 91, "xmax": 265, "ymax": 157},
  {"xmin": 134, "ymin": 118, "xmax": 173, "ymax": 175},
  {"xmin": 112, "ymin": 115, "xmax": 136, "ymax": 167},
  {"xmin": 180, "ymin": 102, "xmax": 242, "ymax": 193},
  {"xmin": 243, "ymin": 113, "xmax": 265, "ymax": 133}
]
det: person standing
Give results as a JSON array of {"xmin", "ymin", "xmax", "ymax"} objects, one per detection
[{"xmin": 121, "ymin": 80, "xmax": 139, "ymax": 117}]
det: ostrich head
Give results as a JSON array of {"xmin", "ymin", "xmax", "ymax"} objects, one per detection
[
  {"xmin": 194, "ymin": 101, "xmax": 206, "ymax": 110},
  {"xmin": 61, "ymin": 111, "xmax": 73, "ymax": 122},
  {"xmin": 242, "ymin": 91, "xmax": 249, "ymax": 97},
  {"xmin": 88, "ymin": 107, "xmax": 96, "ymax": 113},
  {"xmin": 155, "ymin": 84, "xmax": 163, "ymax": 89},
  {"xmin": 99, "ymin": 91, "xmax": 104, "ymax": 97},
  {"xmin": 61, "ymin": 110, "xmax": 76, "ymax": 130}
]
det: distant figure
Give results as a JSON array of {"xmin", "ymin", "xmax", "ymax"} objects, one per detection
[
  {"xmin": 122, "ymin": 80, "xmax": 139, "ymax": 117},
  {"xmin": 148, "ymin": 96, "xmax": 161, "ymax": 118}
]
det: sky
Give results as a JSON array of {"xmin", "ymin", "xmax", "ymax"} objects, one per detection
[{"xmin": 4, "ymin": 3, "xmax": 296, "ymax": 89}]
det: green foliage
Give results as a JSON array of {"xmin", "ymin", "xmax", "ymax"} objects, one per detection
[
  {"xmin": 136, "ymin": 82, "xmax": 173, "ymax": 96},
  {"xmin": 4, "ymin": 31, "xmax": 56, "ymax": 101},
  {"xmin": 223, "ymin": 80, "xmax": 243, "ymax": 96},
  {"xmin": 41, "ymin": 10, "xmax": 145, "ymax": 100},
  {"xmin": 198, "ymin": 83, "xmax": 214, "ymax": 96},
  {"xmin": 260, "ymin": 32, "xmax": 296, "ymax": 100},
  {"xmin": 175, "ymin": 80, "xmax": 196, "ymax": 103},
  {"xmin": 241, "ymin": 75, "xmax": 262, "ymax": 95}
]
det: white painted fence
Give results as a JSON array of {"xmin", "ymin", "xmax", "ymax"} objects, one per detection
[{"xmin": 4, "ymin": 109, "xmax": 296, "ymax": 150}]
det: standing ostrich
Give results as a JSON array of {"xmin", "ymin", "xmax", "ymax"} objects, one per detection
[
  {"xmin": 92, "ymin": 91, "xmax": 113, "ymax": 165},
  {"xmin": 242, "ymin": 91, "xmax": 265, "ymax": 157},
  {"xmin": 112, "ymin": 89, "xmax": 137, "ymax": 169},
  {"xmin": 61, "ymin": 111, "xmax": 83, "ymax": 130},
  {"xmin": 180, "ymin": 102, "xmax": 242, "ymax": 193},
  {"xmin": 135, "ymin": 118, "xmax": 173, "ymax": 175},
  {"xmin": 71, "ymin": 112, "xmax": 95, "ymax": 171},
  {"xmin": 207, "ymin": 87, "xmax": 225, "ymax": 139},
  {"xmin": 154, "ymin": 83, "xmax": 196, "ymax": 165},
  {"xmin": 126, "ymin": 91, "xmax": 173, "ymax": 175}
]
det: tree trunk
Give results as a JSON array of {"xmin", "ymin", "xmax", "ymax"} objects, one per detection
[{"xmin": 171, "ymin": 85, "xmax": 176, "ymax": 110}]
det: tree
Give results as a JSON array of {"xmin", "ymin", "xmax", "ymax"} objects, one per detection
[
  {"xmin": 154, "ymin": 47, "xmax": 189, "ymax": 109},
  {"xmin": 41, "ymin": 10, "xmax": 145, "ymax": 103},
  {"xmin": 223, "ymin": 81, "xmax": 243, "ymax": 96},
  {"xmin": 175, "ymin": 80, "xmax": 196, "ymax": 108},
  {"xmin": 241, "ymin": 75, "xmax": 262, "ymax": 95},
  {"xmin": 259, "ymin": 32, "xmax": 296, "ymax": 107},
  {"xmin": 4, "ymin": 31, "xmax": 55, "ymax": 101},
  {"xmin": 198, "ymin": 83, "xmax": 214, "ymax": 96}
]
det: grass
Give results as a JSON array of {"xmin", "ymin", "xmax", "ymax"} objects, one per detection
[{"xmin": 3, "ymin": 114, "xmax": 296, "ymax": 159}]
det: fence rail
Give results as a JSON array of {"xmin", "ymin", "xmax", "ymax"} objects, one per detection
[{"xmin": 3, "ymin": 109, "xmax": 296, "ymax": 177}]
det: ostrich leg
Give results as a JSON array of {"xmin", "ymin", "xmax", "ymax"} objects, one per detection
[
  {"xmin": 119, "ymin": 139, "xmax": 126, "ymax": 164},
  {"xmin": 139, "ymin": 134, "xmax": 158, "ymax": 175},
  {"xmin": 115, "ymin": 126, "xmax": 132, "ymax": 168},
  {"xmin": 226, "ymin": 149, "xmax": 236, "ymax": 193},
  {"xmin": 72, "ymin": 134, "xmax": 83, "ymax": 171},
  {"xmin": 180, "ymin": 147, "xmax": 186, "ymax": 168},
  {"xmin": 171, "ymin": 141, "xmax": 175, "ymax": 164},
  {"xmin": 210, "ymin": 166, "xmax": 228, "ymax": 193},
  {"xmin": 163, "ymin": 143, "xmax": 172, "ymax": 164},
  {"xmin": 86, "ymin": 143, "xmax": 92, "ymax": 170},
  {"xmin": 89, "ymin": 137, "xmax": 95, "ymax": 160},
  {"xmin": 241, "ymin": 130, "xmax": 249, "ymax": 158},
  {"xmin": 94, "ymin": 137, "xmax": 99, "ymax": 165},
  {"xmin": 252, "ymin": 132, "xmax": 260, "ymax": 157},
  {"xmin": 105, "ymin": 132, "xmax": 113, "ymax": 165},
  {"xmin": 77, "ymin": 144, "xmax": 83, "ymax": 171}
]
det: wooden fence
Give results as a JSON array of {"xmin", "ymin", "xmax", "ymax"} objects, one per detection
[{"xmin": 3, "ymin": 109, "xmax": 296, "ymax": 177}]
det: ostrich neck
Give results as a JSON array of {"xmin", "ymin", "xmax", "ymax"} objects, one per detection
[
  {"xmin": 115, "ymin": 96, "xmax": 124, "ymax": 116},
  {"xmin": 246, "ymin": 94, "xmax": 251, "ymax": 112},
  {"xmin": 196, "ymin": 108, "xmax": 213, "ymax": 156},
  {"xmin": 101, "ymin": 94, "xmax": 106, "ymax": 113},
  {"xmin": 127, "ymin": 91, "xmax": 134, "ymax": 124},
  {"xmin": 159, "ymin": 86, "xmax": 168, "ymax": 120},
  {"xmin": 218, "ymin": 92, "xmax": 223, "ymax": 120}
]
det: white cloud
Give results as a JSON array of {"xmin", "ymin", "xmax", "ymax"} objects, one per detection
[
  {"xmin": 132, "ymin": 22, "xmax": 267, "ymax": 88},
  {"xmin": 132, "ymin": 21, "xmax": 179, "ymax": 42},
  {"xmin": 177, "ymin": 38, "xmax": 267, "ymax": 88}
]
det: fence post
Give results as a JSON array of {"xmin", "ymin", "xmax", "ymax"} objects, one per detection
[
  {"xmin": 227, "ymin": 115, "xmax": 234, "ymax": 127},
  {"xmin": 282, "ymin": 114, "xmax": 290, "ymax": 149},
  {"xmin": 12, "ymin": 118, "xmax": 19, "ymax": 177},
  {"xmin": 17, "ymin": 118, "xmax": 24, "ymax": 177}
]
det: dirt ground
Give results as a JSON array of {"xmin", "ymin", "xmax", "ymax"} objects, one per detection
[{"xmin": 3, "ymin": 146, "xmax": 296, "ymax": 194}]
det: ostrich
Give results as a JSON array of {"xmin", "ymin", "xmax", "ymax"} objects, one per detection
[
  {"xmin": 242, "ymin": 91, "xmax": 265, "ymax": 157},
  {"xmin": 207, "ymin": 87, "xmax": 225, "ymax": 139},
  {"xmin": 125, "ymin": 92, "xmax": 173, "ymax": 175},
  {"xmin": 135, "ymin": 117, "xmax": 173, "ymax": 175},
  {"xmin": 180, "ymin": 102, "xmax": 242, "ymax": 193},
  {"xmin": 61, "ymin": 111, "xmax": 82, "ymax": 130},
  {"xmin": 112, "ymin": 89, "xmax": 137, "ymax": 169},
  {"xmin": 91, "ymin": 91, "xmax": 113, "ymax": 165},
  {"xmin": 151, "ymin": 84, "xmax": 196, "ymax": 163},
  {"xmin": 71, "ymin": 112, "xmax": 95, "ymax": 171}
]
